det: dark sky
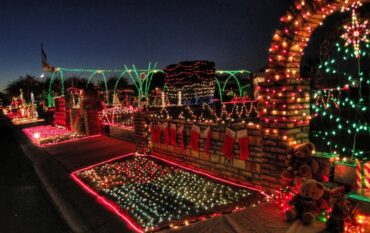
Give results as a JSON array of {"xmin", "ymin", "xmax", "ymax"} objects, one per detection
[{"xmin": 0, "ymin": 0, "xmax": 292, "ymax": 91}]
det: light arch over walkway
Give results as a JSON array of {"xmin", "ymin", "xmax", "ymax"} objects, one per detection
[{"xmin": 258, "ymin": 0, "xmax": 369, "ymax": 182}]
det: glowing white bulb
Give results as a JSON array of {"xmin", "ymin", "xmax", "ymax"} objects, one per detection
[{"xmin": 33, "ymin": 132, "xmax": 40, "ymax": 139}]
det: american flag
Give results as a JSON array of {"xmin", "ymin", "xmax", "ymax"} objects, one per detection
[{"xmin": 41, "ymin": 43, "xmax": 55, "ymax": 72}]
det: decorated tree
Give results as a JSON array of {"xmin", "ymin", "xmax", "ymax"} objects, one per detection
[{"xmin": 310, "ymin": 3, "xmax": 370, "ymax": 161}]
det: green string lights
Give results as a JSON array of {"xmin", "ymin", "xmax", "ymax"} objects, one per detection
[
  {"xmin": 311, "ymin": 24, "xmax": 370, "ymax": 160},
  {"xmin": 47, "ymin": 63, "xmax": 162, "ymax": 107},
  {"xmin": 215, "ymin": 70, "xmax": 251, "ymax": 102},
  {"xmin": 46, "ymin": 65, "xmax": 251, "ymax": 107},
  {"xmin": 76, "ymin": 155, "xmax": 266, "ymax": 232}
]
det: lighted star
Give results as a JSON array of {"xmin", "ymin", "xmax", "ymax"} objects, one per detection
[
  {"xmin": 341, "ymin": 11, "xmax": 370, "ymax": 58},
  {"xmin": 341, "ymin": 1, "xmax": 362, "ymax": 12}
]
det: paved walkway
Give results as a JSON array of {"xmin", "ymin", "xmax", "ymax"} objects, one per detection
[
  {"xmin": 45, "ymin": 135, "xmax": 137, "ymax": 172},
  {"xmin": 0, "ymin": 118, "xmax": 70, "ymax": 233},
  {"xmin": 13, "ymin": 122, "xmax": 136, "ymax": 233},
  {"xmin": 12, "ymin": 121, "xmax": 297, "ymax": 233}
]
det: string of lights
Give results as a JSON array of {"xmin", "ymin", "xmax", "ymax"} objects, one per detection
[
  {"xmin": 310, "ymin": 8, "xmax": 370, "ymax": 160},
  {"xmin": 75, "ymin": 154, "xmax": 267, "ymax": 232}
]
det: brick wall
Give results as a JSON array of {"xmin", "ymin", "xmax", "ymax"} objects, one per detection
[
  {"xmin": 83, "ymin": 109, "xmax": 101, "ymax": 135},
  {"xmin": 258, "ymin": 79, "xmax": 311, "ymax": 187},
  {"xmin": 69, "ymin": 108, "xmax": 79, "ymax": 131},
  {"xmin": 146, "ymin": 118, "xmax": 281, "ymax": 191},
  {"xmin": 134, "ymin": 111, "xmax": 149, "ymax": 154},
  {"xmin": 109, "ymin": 125, "xmax": 136, "ymax": 143}
]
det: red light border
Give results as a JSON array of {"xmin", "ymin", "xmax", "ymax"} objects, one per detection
[
  {"xmin": 149, "ymin": 154, "xmax": 270, "ymax": 197},
  {"xmin": 71, "ymin": 153, "xmax": 143, "ymax": 233},
  {"xmin": 38, "ymin": 134, "xmax": 102, "ymax": 148},
  {"xmin": 71, "ymin": 153, "xmax": 270, "ymax": 232},
  {"xmin": 22, "ymin": 125, "xmax": 102, "ymax": 147}
]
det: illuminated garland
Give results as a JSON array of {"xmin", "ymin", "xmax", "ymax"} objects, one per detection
[
  {"xmin": 152, "ymin": 102, "xmax": 259, "ymax": 125},
  {"xmin": 76, "ymin": 155, "xmax": 266, "ymax": 232}
]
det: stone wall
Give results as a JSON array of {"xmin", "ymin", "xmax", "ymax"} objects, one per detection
[
  {"xmin": 109, "ymin": 125, "xmax": 136, "ymax": 143},
  {"xmin": 134, "ymin": 111, "xmax": 149, "ymax": 154},
  {"xmin": 54, "ymin": 97, "xmax": 67, "ymax": 128},
  {"xmin": 146, "ymin": 118, "xmax": 281, "ymax": 191},
  {"xmin": 130, "ymin": 79, "xmax": 312, "ymax": 190},
  {"xmin": 83, "ymin": 109, "xmax": 101, "ymax": 135},
  {"xmin": 258, "ymin": 79, "xmax": 311, "ymax": 186}
]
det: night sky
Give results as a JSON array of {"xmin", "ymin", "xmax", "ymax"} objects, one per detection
[{"xmin": 0, "ymin": 0, "xmax": 293, "ymax": 91}]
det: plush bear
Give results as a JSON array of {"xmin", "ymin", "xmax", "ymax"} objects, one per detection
[
  {"xmin": 281, "ymin": 142, "xmax": 319, "ymax": 185},
  {"xmin": 285, "ymin": 179, "xmax": 329, "ymax": 225}
]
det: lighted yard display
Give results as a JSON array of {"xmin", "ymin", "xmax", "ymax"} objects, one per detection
[
  {"xmin": 23, "ymin": 125, "xmax": 86, "ymax": 146},
  {"xmin": 214, "ymin": 70, "xmax": 251, "ymax": 103},
  {"xmin": 24, "ymin": 0, "xmax": 370, "ymax": 232},
  {"xmin": 5, "ymin": 90, "xmax": 43, "ymax": 125},
  {"xmin": 72, "ymin": 154, "xmax": 268, "ymax": 232},
  {"xmin": 45, "ymin": 63, "xmax": 161, "ymax": 107},
  {"xmin": 164, "ymin": 61, "xmax": 216, "ymax": 105},
  {"xmin": 311, "ymin": 3, "xmax": 370, "ymax": 161},
  {"xmin": 341, "ymin": 1, "xmax": 369, "ymax": 58},
  {"xmin": 45, "ymin": 63, "xmax": 251, "ymax": 107},
  {"xmin": 101, "ymin": 106, "xmax": 139, "ymax": 129}
]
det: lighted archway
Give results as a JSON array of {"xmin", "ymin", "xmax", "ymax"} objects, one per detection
[
  {"xmin": 215, "ymin": 70, "xmax": 251, "ymax": 102},
  {"xmin": 259, "ymin": 0, "xmax": 368, "ymax": 177},
  {"xmin": 47, "ymin": 68, "xmax": 65, "ymax": 107}
]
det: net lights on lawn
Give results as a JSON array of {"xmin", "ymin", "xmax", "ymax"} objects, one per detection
[
  {"xmin": 75, "ymin": 155, "xmax": 268, "ymax": 232},
  {"xmin": 23, "ymin": 125, "xmax": 86, "ymax": 145}
]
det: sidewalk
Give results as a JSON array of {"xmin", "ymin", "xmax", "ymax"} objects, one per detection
[
  {"xmin": 0, "ymin": 119, "xmax": 70, "ymax": 233},
  {"xmin": 12, "ymin": 122, "xmax": 136, "ymax": 233}
]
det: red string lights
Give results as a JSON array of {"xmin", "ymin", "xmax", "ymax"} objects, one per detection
[
  {"xmin": 22, "ymin": 125, "xmax": 92, "ymax": 146},
  {"xmin": 72, "ymin": 153, "xmax": 270, "ymax": 232}
]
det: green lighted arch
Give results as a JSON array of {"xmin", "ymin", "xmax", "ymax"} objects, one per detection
[
  {"xmin": 113, "ymin": 70, "xmax": 129, "ymax": 98},
  {"xmin": 215, "ymin": 79, "xmax": 223, "ymax": 102},
  {"xmin": 47, "ymin": 70, "xmax": 57, "ymax": 107},
  {"xmin": 113, "ymin": 63, "xmax": 163, "ymax": 105},
  {"xmin": 86, "ymin": 70, "xmax": 110, "ymax": 104},
  {"xmin": 86, "ymin": 71, "xmax": 98, "ymax": 85},
  {"xmin": 215, "ymin": 70, "xmax": 251, "ymax": 102},
  {"xmin": 46, "ymin": 66, "xmax": 250, "ymax": 106}
]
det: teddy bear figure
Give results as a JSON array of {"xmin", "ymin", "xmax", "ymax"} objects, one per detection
[
  {"xmin": 281, "ymin": 142, "xmax": 319, "ymax": 186},
  {"xmin": 285, "ymin": 179, "xmax": 329, "ymax": 225}
]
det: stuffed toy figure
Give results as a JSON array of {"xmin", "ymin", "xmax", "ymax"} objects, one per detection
[
  {"xmin": 285, "ymin": 179, "xmax": 329, "ymax": 225},
  {"xmin": 281, "ymin": 142, "xmax": 319, "ymax": 185}
]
